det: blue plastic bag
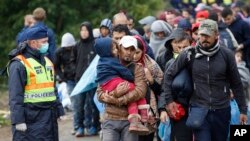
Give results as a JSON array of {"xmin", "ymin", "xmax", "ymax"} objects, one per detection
[
  {"xmin": 70, "ymin": 55, "xmax": 99, "ymax": 97},
  {"xmin": 158, "ymin": 119, "xmax": 171, "ymax": 141},
  {"xmin": 93, "ymin": 92, "xmax": 105, "ymax": 114},
  {"xmin": 230, "ymin": 99, "xmax": 240, "ymax": 125}
]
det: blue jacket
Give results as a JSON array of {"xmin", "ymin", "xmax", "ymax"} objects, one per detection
[{"xmin": 94, "ymin": 37, "xmax": 134, "ymax": 85}]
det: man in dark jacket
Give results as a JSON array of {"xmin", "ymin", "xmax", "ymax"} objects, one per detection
[
  {"xmin": 156, "ymin": 28, "xmax": 192, "ymax": 71},
  {"xmin": 160, "ymin": 19, "xmax": 248, "ymax": 141},
  {"xmin": 8, "ymin": 26, "xmax": 64, "ymax": 141},
  {"xmin": 54, "ymin": 32, "xmax": 76, "ymax": 110},
  {"xmin": 158, "ymin": 29, "xmax": 193, "ymax": 141},
  {"xmin": 222, "ymin": 7, "xmax": 250, "ymax": 68}
]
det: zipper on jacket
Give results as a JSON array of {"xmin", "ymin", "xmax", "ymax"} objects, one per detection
[
  {"xmin": 87, "ymin": 54, "xmax": 90, "ymax": 65},
  {"xmin": 207, "ymin": 56, "xmax": 212, "ymax": 110}
]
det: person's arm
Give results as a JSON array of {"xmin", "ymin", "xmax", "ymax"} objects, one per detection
[
  {"xmin": 54, "ymin": 49, "xmax": 65, "ymax": 82},
  {"xmin": 96, "ymin": 63, "xmax": 147, "ymax": 106},
  {"xmin": 226, "ymin": 28, "xmax": 239, "ymax": 49},
  {"xmin": 116, "ymin": 63, "xmax": 148, "ymax": 105},
  {"xmin": 145, "ymin": 62, "xmax": 163, "ymax": 97},
  {"xmin": 158, "ymin": 50, "xmax": 190, "ymax": 116},
  {"xmin": 8, "ymin": 60, "xmax": 26, "ymax": 125},
  {"xmin": 54, "ymin": 86, "xmax": 65, "ymax": 118}
]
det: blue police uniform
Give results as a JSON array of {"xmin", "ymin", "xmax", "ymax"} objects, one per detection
[{"xmin": 8, "ymin": 27, "xmax": 64, "ymax": 141}]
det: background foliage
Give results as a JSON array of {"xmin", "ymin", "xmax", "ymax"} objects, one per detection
[
  {"xmin": 0, "ymin": 0, "xmax": 166, "ymax": 68},
  {"xmin": 0, "ymin": 0, "xmax": 167, "ymax": 88}
]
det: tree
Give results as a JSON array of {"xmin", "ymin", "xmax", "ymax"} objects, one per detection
[{"xmin": 0, "ymin": 0, "xmax": 165, "ymax": 69}]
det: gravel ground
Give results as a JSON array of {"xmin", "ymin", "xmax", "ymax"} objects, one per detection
[{"xmin": 0, "ymin": 112, "xmax": 101, "ymax": 141}]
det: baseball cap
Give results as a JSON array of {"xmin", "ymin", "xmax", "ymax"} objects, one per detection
[
  {"xmin": 198, "ymin": 19, "xmax": 218, "ymax": 36},
  {"xmin": 119, "ymin": 36, "xmax": 138, "ymax": 49},
  {"xmin": 196, "ymin": 10, "xmax": 209, "ymax": 19}
]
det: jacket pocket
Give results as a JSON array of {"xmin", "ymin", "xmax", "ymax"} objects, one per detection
[{"xmin": 24, "ymin": 108, "xmax": 40, "ymax": 123}]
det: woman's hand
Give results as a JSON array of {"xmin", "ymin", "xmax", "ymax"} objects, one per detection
[
  {"xmin": 144, "ymin": 68, "xmax": 154, "ymax": 85},
  {"xmin": 160, "ymin": 111, "xmax": 169, "ymax": 123}
]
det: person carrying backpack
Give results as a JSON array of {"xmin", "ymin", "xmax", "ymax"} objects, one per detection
[{"xmin": 160, "ymin": 19, "xmax": 248, "ymax": 141}]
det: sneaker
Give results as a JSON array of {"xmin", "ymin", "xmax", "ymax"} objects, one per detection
[
  {"xmin": 71, "ymin": 130, "xmax": 76, "ymax": 135},
  {"xmin": 75, "ymin": 127, "xmax": 84, "ymax": 137},
  {"xmin": 85, "ymin": 126, "xmax": 98, "ymax": 136}
]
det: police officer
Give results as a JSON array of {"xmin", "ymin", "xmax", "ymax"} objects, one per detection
[{"xmin": 8, "ymin": 26, "xmax": 64, "ymax": 141}]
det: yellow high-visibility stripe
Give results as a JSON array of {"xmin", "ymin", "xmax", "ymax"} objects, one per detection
[{"xmin": 15, "ymin": 55, "xmax": 56, "ymax": 103}]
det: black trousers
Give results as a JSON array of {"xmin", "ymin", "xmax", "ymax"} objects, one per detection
[{"xmin": 171, "ymin": 114, "xmax": 193, "ymax": 141}]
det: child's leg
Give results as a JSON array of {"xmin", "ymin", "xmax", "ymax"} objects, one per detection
[
  {"xmin": 137, "ymin": 98, "xmax": 150, "ymax": 123},
  {"xmin": 127, "ymin": 102, "xmax": 149, "ymax": 135},
  {"xmin": 128, "ymin": 102, "xmax": 138, "ymax": 115}
]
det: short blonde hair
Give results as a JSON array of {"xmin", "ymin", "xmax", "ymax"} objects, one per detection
[{"xmin": 33, "ymin": 7, "xmax": 46, "ymax": 21}]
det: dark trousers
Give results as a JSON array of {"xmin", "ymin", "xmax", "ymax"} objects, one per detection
[
  {"xmin": 139, "ymin": 132, "xmax": 155, "ymax": 141},
  {"xmin": 193, "ymin": 106, "xmax": 231, "ymax": 141},
  {"xmin": 171, "ymin": 114, "xmax": 193, "ymax": 141}
]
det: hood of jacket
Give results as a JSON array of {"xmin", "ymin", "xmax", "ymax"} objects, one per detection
[
  {"xmin": 94, "ymin": 37, "xmax": 113, "ymax": 57},
  {"xmin": 149, "ymin": 20, "xmax": 172, "ymax": 57},
  {"xmin": 164, "ymin": 28, "xmax": 186, "ymax": 51},
  {"xmin": 80, "ymin": 21, "xmax": 94, "ymax": 42}
]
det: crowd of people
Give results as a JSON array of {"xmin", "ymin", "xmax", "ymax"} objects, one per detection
[{"xmin": 7, "ymin": 1, "xmax": 250, "ymax": 141}]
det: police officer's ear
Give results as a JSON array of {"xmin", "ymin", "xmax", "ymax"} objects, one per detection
[{"xmin": 27, "ymin": 40, "xmax": 37, "ymax": 48}]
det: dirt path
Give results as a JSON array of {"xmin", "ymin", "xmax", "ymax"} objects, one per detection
[{"xmin": 0, "ymin": 112, "xmax": 100, "ymax": 141}]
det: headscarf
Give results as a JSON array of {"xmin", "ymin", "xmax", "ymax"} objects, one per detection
[
  {"xmin": 134, "ymin": 35, "xmax": 163, "ymax": 84},
  {"xmin": 149, "ymin": 20, "xmax": 172, "ymax": 58}
]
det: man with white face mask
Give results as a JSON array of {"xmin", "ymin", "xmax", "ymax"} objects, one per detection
[{"xmin": 8, "ymin": 26, "xmax": 64, "ymax": 141}]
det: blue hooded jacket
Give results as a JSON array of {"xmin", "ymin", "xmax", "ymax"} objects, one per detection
[{"xmin": 94, "ymin": 37, "xmax": 134, "ymax": 85}]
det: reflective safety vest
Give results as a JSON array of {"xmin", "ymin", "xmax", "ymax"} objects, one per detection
[
  {"xmin": 202, "ymin": 0, "xmax": 215, "ymax": 4},
  {"xmin": 223, "ymin": 0, "xmax": 232, "ymax": 5},
  {"xmin": 15, "ymin": 55, "xmax": 56, "ymax": 103}
]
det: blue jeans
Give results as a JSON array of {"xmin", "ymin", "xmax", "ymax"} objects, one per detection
[
  {"xmin": 66, "ymin": 80, "xmax": 76, "ymax": 95},
  {"xmin": 102, "ymin": 120, "xmax": 138, "ymax": 141},
  {"xmin": 69, "ymin": 80, "xmax": 86, "ymax": 130},
  {"xmin": 193, "ymin": 107, "xmax": 231, "ymax": 141},
  {"xmin": 84, "ymin": 88, "xmax": 100, "ymax": 129}
]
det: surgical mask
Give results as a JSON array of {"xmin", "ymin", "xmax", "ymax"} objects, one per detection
[{"xmin": 39, "ymin": 43, "xmax": 49, "ymax": 54}]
